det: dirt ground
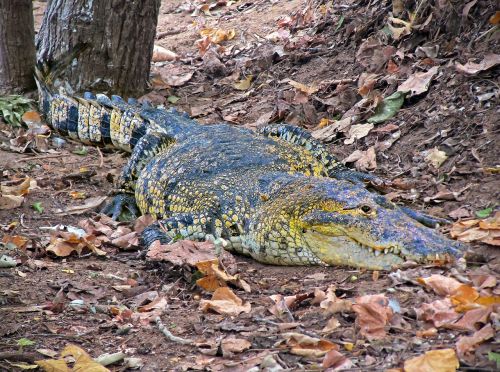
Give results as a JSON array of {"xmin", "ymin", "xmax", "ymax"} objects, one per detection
[{"xmin": 1, "ymin": 0, "xmax": 499, "ymax": 371}]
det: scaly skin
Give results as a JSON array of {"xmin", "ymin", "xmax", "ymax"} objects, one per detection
[{"xmin": 36, "ymin": 78, "xmax": 466, "ymax": 270}]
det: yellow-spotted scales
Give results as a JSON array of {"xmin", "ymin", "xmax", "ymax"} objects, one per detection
[{"xmin": 36, "ymin": 76, "xmax": 466, "ymax": 270}]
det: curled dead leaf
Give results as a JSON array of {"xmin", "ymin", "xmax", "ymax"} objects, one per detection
[
  {"xmin": 455, "ymin": 54, "xmax": 500, "ymax": 75},
  {"xmin": 54, "ymin": 196, "xmax": 107, "ymax": 215},
  {"xmin": 233, "ymin": 75, "xmax": 253, "ymax": 91},
  {"xmin": 200, "ymin": 28, "xmax": 236, "ymax": 44},
  {"xmin": 424, "ymin": 147, "xmax": 448, "ymax": 168},
  {"xmin": 199, "ymin": 287, "xmax": 251, "ymax": 316},
  {"xmin": 417, "ymin": 274, "xmax": 462, "ymax": 296},
  {"xmin": 397, "ymin": 66, "xmax": 439, "ymax": 97},
  {"xmin": 319, "ymin": 285, "xmax": 353, "ymax": 314},
  {"xmin": 450, "ymin": 212, "xmax": 500, "ymax": 246},
  {"xmin": 282, "ymin": 332, "xmax": 338, "ymax": 358},
  {"xmin": 456, "ymin": 324, "xmax": 494, "ymax": 361},
  {"xmin": 196, "ymin": 259, "xmax": 250, "ymax": 292},
  {"xmin": 288, "ymin": 80, "xmax": 319, "ymax": 95},
  {"xmin": 352, "ymin": 294, "xmax": 393, "ymax": 340},
  {"xmin": 322, "ymin": 349, "xmax": 353, "ymax": 370},
  {"xmin": 152, "ymin": 45, "xmax": 179, "ymax": 62},
  {"xmin": 146, "ymin": 240, "xmax": 216, "ymax": 266},
  {"xmin": 220, "ymin": 338, "xmax": 251, "ymax": 357},
  {"xmin": 416, "ymin": 299, "xmax": 461, "ymax": 327}
]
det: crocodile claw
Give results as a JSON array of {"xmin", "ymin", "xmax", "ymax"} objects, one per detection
[
  {"xmin": 101, "ymin": 193, "xmax": 139, "ymax": 220},
  {"xmin": 140, "ymin": 223, "xmax": 171, "ymax": 247}
]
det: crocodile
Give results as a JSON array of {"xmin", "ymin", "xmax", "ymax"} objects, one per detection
[{"xmin": 35, "ymin": 78, "xmax": 466, "ymax": 270}]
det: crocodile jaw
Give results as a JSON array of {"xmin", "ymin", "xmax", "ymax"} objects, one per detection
[{"xmin": 303, "ymin": 231, "xmax": 405, "ymax": 270}]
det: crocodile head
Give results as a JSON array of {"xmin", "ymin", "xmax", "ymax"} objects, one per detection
[{"xmin": 256, "ymin": 176, "xmax": 466, "ymax": 270}]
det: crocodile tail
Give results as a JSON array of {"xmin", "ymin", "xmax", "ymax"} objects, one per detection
[{"xmin": 34, "ymin": 68, "xmax": 149, "ymax": 152}]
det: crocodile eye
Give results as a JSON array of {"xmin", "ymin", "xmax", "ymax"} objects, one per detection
[{"xmin": 360, "ymin": 205, "xmax": 372, "ymax": 214}]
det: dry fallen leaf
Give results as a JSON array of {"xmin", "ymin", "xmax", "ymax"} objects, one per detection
[
  {"xmin": 196, "ymin": 259, "xmax": 250, "ymax": 292},
  {"xmin": 288, "ymin": 80, "xmax": 319, "ymax": 95},
  {"xmin": 282, "ymin": 332, "xmax": 338, "ymax": 358},
  {"xmin": 36, "ymin": 344, "xmax": 110, "ymax": 372},
  {"xmin": 45, "ymin": 227, "xmax": 106, "ymax": 257},
  {"xmin": 146, "ymin": 240, "xmax": 216, "ymax": 266},
  {"xmin": 343, "ymin": 123, "xmax": 374, "ymax": 145},
  {"xmin": 450, "ymin": 306, "xmax": 493, "ymax": 331},
  {"xmin": 404, "ymin": 349, "xmax": 459, "ymax": 372},
  {"xmin": 344, "ymin": 147, "xmax": 377, "ymax": 172},
  {"xmin": 417, "ymin": 274, "xmax": 463, "ymax": 296},
  {"xmin": 152, "ymin": 45, "xmax": 179, "ymax": 62},
  {"xmin": 220, "ymin": 338, "xmax": 251, "ymax": 357},
  {"xmin": 2, "ymin": 234, "xmax": 29, "ymax": 250},
  {"xmin": 455, "ymin": 54, "xmax": 500, "ymax": 75},
  {"xmin": 0, "ymin": 177, "xmax": 37, "ymax": 210},
  {"xmin": 319, "ymin": 285, "xmax": 353, "ymax": 314},
  {"xmin": 456, "ymin": 324, "xmax": 494, "ymax": 361},
  {"xmin": 352, "ymin": 294, "xmax": 393, "ymax": 340},
  {"xmin": 450, "ymin": 212, "xmax": 500, "ymax": 246},
  {"xmin": 233, "ymin": 75, "xmax": 253, "ymax": 91},
  {"xmin": 164, "ymin": 71, "xmax": 194, "ymax": 87},
  {"xmin": 54, "ymin": 196, "xmax": 107, "ymax": 215},
  {"xmin": 356, "ymin": 36, "xmax": 396, "ymax": 72},
  {"xmin": 322, "ymin": 349, "xmax": 353, "ymax": 370},
  {"xmin": 424, "ymin": 147, "xmax": 448, "ymax": 168},
  {"xmin": 199, "ymin": 287, "xmax": 251, "ymax": 316},
  {"xmin": 322, "ymin": 316, "xmax": 341, "ymax": 333},
  {"xmin": 416, "ymin": 298, "xmax": 461, "ymax": 327},
  {"xmin": 0, "ymin": 194, "xmax": 24, "ymax": 210},
  {"xmin": 397, "ymin": 66, "xmax": 439, "ymax": 97},
  {"xmin": 199, "ymin": 28, "xmax": 236, "ymax": 44}
]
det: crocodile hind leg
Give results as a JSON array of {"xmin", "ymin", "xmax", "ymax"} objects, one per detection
[
  {"xmin": 102, "ymin": 131, "xmax": 176, "ymax": 220},
  {"xmin": 259, "ymin": 123, "xmax": 384, "ymax": 185}
]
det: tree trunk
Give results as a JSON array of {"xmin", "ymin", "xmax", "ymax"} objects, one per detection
[
  {"xmin": 0, "ymin": 0, "xmax": 36, "ymax": 95},
  {"xmin": 36, "ymin": 0, "xmax": 161, "ymax": 97}
]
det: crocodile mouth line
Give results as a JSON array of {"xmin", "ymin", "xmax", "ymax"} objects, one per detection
[{"xmin": 355, "ymin": 240, "xmax": 454, "ymax": 263}]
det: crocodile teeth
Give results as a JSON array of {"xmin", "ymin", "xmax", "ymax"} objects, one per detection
[
  {"xmin": 374, "ymin": 250, "xmax": 381, "ymax": 257},
  {"xmin": 384, "ymin": 248, "xmax": 389, "ymax": 255}
]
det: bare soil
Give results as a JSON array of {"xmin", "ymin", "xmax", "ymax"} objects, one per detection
[{"xmin": 1, "ymin": 0, "xmax": 499, "ymax": 371}]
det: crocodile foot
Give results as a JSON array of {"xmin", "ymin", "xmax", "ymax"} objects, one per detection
[
  {"xmin": 399, "ymin": 206, "xmax": 451, "ymax": 228},
  {"xmin": 140, "ymin": 222, "xmax": 171, "ymax": 247},
  {"xmin": 101, "ymin": 193, "xmax": 140, "ymax": 220}
]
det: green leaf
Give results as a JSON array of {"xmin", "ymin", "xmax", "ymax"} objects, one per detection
[
  {"xmin": 334, "ymin": 15, "xmax": 345, "ymax": 32},
  {"xmin": 17, "ymin": 338, "xmax": 35, "ymax": 347},
  {"xmin": 0, "ymin": 95, "xmax": 33, "ymax": 127},
  {"xmin": 167, "ymin": 95, "xmax": 180, "ymax": 104},
  {"xmin": 32, "ymin": 202, "xmax": 44, "ymax": 213},
  {"xmin": 488, "ymin": 352, "xmax": 500, "ymax": 368},
  {"xmin": 117, "ymin": 208, "xmax": 134, "ymax": 222},
  {"xmin": 475, "ymin": 207, "xmax": 494, "ymax": 218},
  {"xmin": 72, "ymin": 146, "xmax": 88, "ymax": 156},
  {"xmin": 367, "ymin": 91, "xmax": 405, "ymax": 124}
]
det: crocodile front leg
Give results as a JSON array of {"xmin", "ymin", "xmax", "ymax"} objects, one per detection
[
  {"xmin": 140, "ymin": 214, "xmax": 210, "ymax": 247},
  {"xmin": 102, "ymin": 131, "xmax": 176, "ymax": 220}
]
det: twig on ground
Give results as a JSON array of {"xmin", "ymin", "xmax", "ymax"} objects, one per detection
[
  {"xmin": 95, "ymin": 146, "xmax": 104, "ymax": 168},
  {"xmin": 155, "ymin": 316, "xmax": 193, "ymax": 345},
  {"xmin": 15, "ymin": 153, "xmax": 63, "ymax": 162},
  {"xmin": 0, "ymin": 352, "xmax": 38, "ymax": 363}
]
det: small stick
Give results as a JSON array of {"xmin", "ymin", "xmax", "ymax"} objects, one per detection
[
  {"xmin": 15, "ymin": 153, "xmax": 64, "ymax": 162},
  {"xmin": 155, "ymin": 316, "xmax": 193, "ymax": 345},
  {"xmin": 95, "ymin": 146, "xmax": 104, "ymax": 168}
]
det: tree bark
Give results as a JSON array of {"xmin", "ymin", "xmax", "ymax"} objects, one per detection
[
  {"xmin": 0, "ymin": 0, "xmax": 36, "ymax": 95},
  {"xmin": 36, "ymin": 0, "xmax": 161, "ymax": 97}
]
